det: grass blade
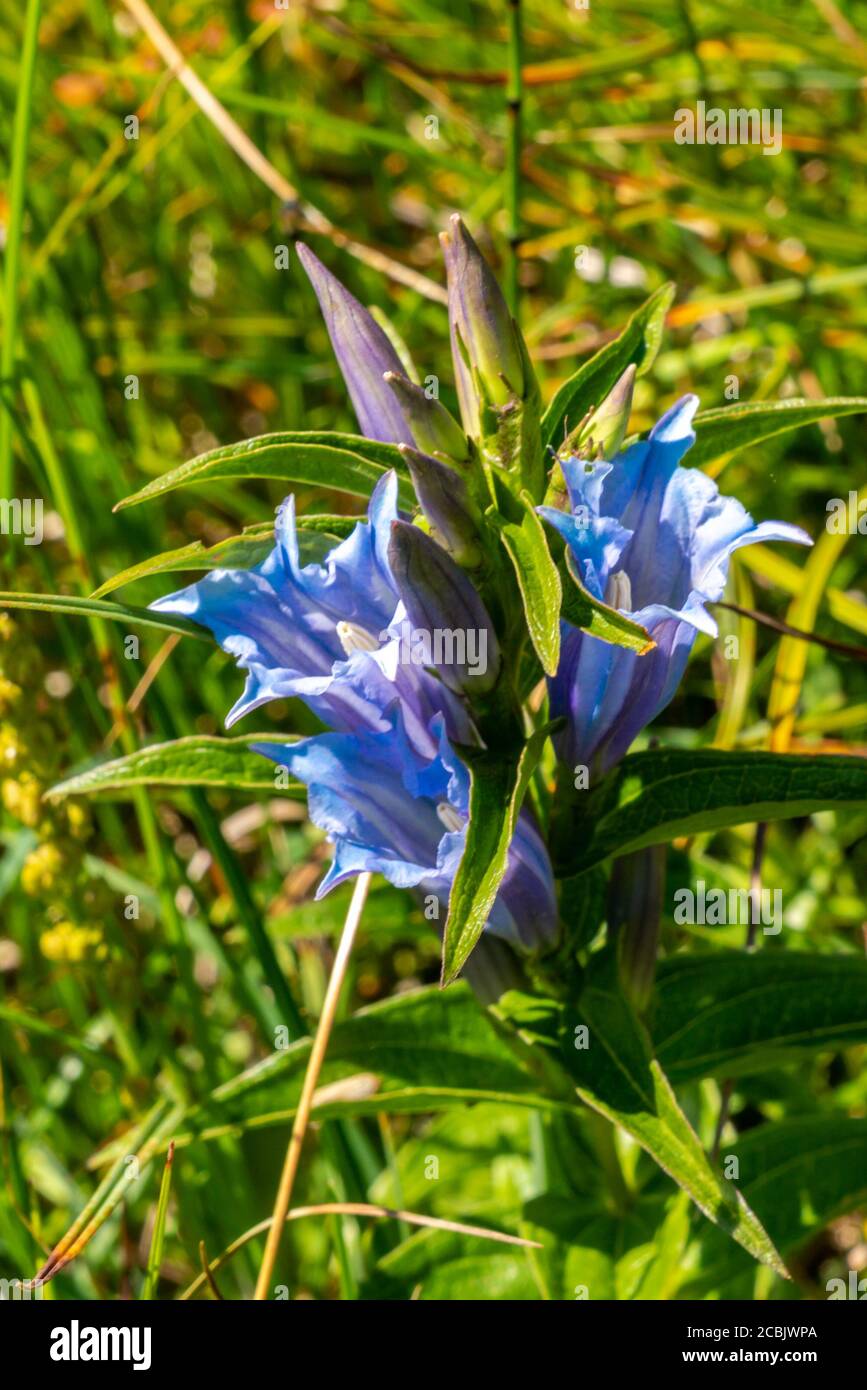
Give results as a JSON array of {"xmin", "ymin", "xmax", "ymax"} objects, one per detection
[{"xmin": 141, "ymin": 1141, "xmax": 175, "ymax": 1300}]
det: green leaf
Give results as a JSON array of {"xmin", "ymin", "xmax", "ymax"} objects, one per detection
[
  {"xmin": 113, "ymin": 432, "xmax": 415, "ymax": 511},
  {"xmin": 738, "ymin": 1118, "xmax": 867, "ymax": 1255},
  {"xmin": 500, "ymin": 491, "xmax": 562, "ymax": 676},
  {"xmin": 441, "ymin": 726, "xmax": 551, "ymax": 986},
  {"xmin": 45, "ymin": 735, "xmax": 304, "ymax": 802},
  {"xmin": 554, "ymin": 748, "xmax": 867, "ymax": 876},
  {"xmin": 554, "ymin": 958, "xmax": 787, "ymax": 1276},
  {"xmin": 652, "ymin": 952, "xmax": 867, "ymax": 1083},
  {"xmin": 685, "ymin": 1117, "xmax": 867, "ymax": 1293},
  {"xmin": 690, "ymin": 397, "xmax": 867, "ymax": 471},
  {"xmin": 376, "ymin": 1236, "xmax": 538, "ymax": 1300},
  {"xmin": 560, "ymin": 548, "xmax": 654, "ymax": 654},
  {"xmin": 559, "ymin": 865, "xmax": 608, "ymax": 952},
  {"xmin": 541, "ymin": 282, "xmax": 674, "ymax": 452},
  {"xmin": 0, "ymin": 591, "xmax": 208, "ymax": 640},
  {"xmin": 91, "ymin": 517, "xmax": 358, "ymax": 600},
  {"xmin": 84, "ymin": 987, "xmax": 569, "ymax": 1168}
]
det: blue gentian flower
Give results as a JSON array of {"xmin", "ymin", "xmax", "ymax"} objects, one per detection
[
  {"xmin": 152, "ymin": 477, "xmax": 557, "ymax": 952},
  {"xmin": 151, "ymin": 473, "xmax": 471, "ymax": 753},
  {"xmin": 150, "ymin": 231, "xmax": 562, "ymax": 956},
  {"xmin": 539, "ymin": 395, "xmax": 812, "ymax": 775},
  {"xmin": 255, "ymin": 709, "xmax": 558, "ymax": 951}
]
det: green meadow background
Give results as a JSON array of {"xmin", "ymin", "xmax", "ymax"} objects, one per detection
[{"xmin": 0, "ymin": 0, "xmax": 865, "ymax": 1300}]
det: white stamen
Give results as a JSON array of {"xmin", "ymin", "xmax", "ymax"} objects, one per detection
[
  {"xmin": 336, "ymin": 620, "xmax": 380, "ymax": 656},
  {"xmin": 604, "ymin": 570, "xmax": 632, "ymax": 613},
  {"xmin": 436, "ymin": 801, "xmax": 465, "ymax": 834}
]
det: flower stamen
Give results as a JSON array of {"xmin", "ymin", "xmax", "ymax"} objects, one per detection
[
  {"xmin": 604, "ymin": 570, "xmax": 633, "ymax": 613},
  {"xmin": 336, "ymin": 621, "xmax": 381, "ymax": 656},
  {"xmin": 436, "ymin": 801, "xmax": 465, "ymax": 834}
]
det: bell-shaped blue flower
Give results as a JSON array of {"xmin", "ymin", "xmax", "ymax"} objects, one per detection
[
  {"xmin": 151, "ymin": 473, "xmax": 471, "ymax": 755},
  {"xmin": 151, "ymin": 473, "xmax": 557, "ymax": 955},
  {"xmin": 539, "ymin": 395, "xmax": 812, "ymax": 775},
  {"xmin": 255, "ymin": 709, "xmax": 558, "ymax": 952}
]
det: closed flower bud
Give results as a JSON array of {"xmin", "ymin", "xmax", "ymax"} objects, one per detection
[
  {"xmin": 383, "ymin": 373, "xmax": 470, "ymax": 463},
  {"xmin": 387, "ymin": 519, "xmax": 501, "ymax": 695},
  {"xmin": 441, "ymin": 215, "xmax": 524, "ymax": 428},
  {"xmin": 561, "ymin": 364, "xmax": 636, "ymax": 463},
  {"xmin": 399, "ymin": 444, "xmax": 482, "ymax": 567},
  {"xmin": 608, "ymin": 844, "xmax": 667, "ymax": 1012},
  {"xmin": 296, "ymin": 242, "xmax": 414, "ymax": 445}
]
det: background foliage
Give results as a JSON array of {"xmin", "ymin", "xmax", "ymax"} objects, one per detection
[{"xmin": 1, "ymin": 0, "xmax": 865, "ymax": 1301}]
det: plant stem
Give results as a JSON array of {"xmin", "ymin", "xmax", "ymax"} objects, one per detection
[
  {"xmin": 0, "ymin": 0, "xmax": 42, "ymax": 500},
  {"xmin": 505, "ymin": 0, "xmax": 524, "ymax": 317},
  {"xmin": 253, "ymin": 872, "xmax": 371, "ymax": 1300},
  {"xmin": 187, "ymin": 1202, "xmax": 541, "ymax": 1300}
]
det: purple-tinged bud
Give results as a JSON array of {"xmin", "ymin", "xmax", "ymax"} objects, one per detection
[
  {"xmin": 440, "ymin": 215, "xmax": 524, "ymax": 425},
  {"xmin": 387, "ymin": 520, "xmax": 501, "ymax": 695},
  {"xmin": 398, "ymin": 444, "xmax": 482, "ymax": 567},
  {"xmin": 608, "ymin": 844, "xmax": 667, "ymax": 1012},
  {"xmin": 383, "ymin": 372, "xmax": 470, "ymax": 463},
  {"xmin": 296, "ymin": 242, "xmax": 413, "ymax": 445},
  {"xmin": 561, "ymin": 365, "xmax": 637, "ymax": 463}
]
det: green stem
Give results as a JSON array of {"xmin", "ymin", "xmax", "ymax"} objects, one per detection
[
  {"xmin": 0, "ymin": 0, "xmax": 42, "ymax": 499},
  {"xmin": 587, "ymin": 1112, "xmax": 631, "ymax": 1218},
  {"xmin": 505, "ymin": 0, "xmax": 523, "ymax": 318}
]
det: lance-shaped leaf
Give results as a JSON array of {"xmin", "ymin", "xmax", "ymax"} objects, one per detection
[
  {"xmin": 296, "ymin": 242, "xmax": 414, "ymax": 444},
  {"xmin": 684, "ymin": 1117, "xmax": 867, "ymax": 1294},
  {"xmin": 442, "ymin": 725, "xmax": 551, "ymax": 985},
  {"xmin": 560, "ymin": 547, "xmax": 654, "ymax": 654},
  {"xmin": 113, "ymin": 432, "xmax": 414, "ymax": 512},
  {"xmin": 554, "ymin": 747, "xmax": 867, "ymax": 877},
  {"xmin": 498, "ymin": 959, "xmax": 787, "ymax": 1277},
  {"xmin": 91, "ymin": 518, "xmax": 357, "ymax": 600},
  {"xmin": 652, "ymin": 952, "xmax": 867, "ymax": 1083},
  {"xmin": 499, "ymin": 490, "xmax": 562, "ymax": 677},
  {"xmin": 0, "ymin": 591, "xmax": 208, "ymax": 640},
  {"xmin": 87, "ymin": 986, "xmax": 570, "ymax": 1170},
  {"xmin": 562, "ymin": 961, "xmax": 787, "ymax": 1276},
  {"xmin": 45, "ymin": 735, "xmax": 305, "ymax": 802},
  {"xmin": 690, "ymin": 397, "xmax": 867, "ymax": 471},
  {"xmin": 542, "ymin": 282, "xmax": 674, "ymax": 451}
]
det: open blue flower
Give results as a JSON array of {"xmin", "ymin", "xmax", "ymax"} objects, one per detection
[
  {"xmin": 151, "ymin": 472, "xmax": 470, "ymax": 755},
  {"xmin": 255, "ymin": 709, "xmax": 558, "ymax": 951},
  {"xmin": 539, "ymin": 395, "xmax": 812, "ymax": 775},
  {"xmin": 151, "ymin": 474, "xmax": 557, "ymax": 952}
]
